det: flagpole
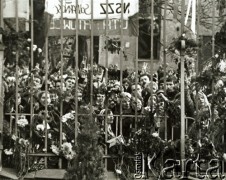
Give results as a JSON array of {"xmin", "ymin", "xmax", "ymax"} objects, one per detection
[{"xmin": 180, "ymin": 0, "xmax": 186, "ymax": 176}]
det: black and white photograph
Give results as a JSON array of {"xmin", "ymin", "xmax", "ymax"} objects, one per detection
[{"xmin": 0, "ymin": 0, "xmax": 226, "ymax": 179}]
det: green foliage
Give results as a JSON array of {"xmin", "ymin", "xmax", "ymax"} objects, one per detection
[{"xmin": 64, "ymin": 114, "xmax": 105, "ymax": 180}]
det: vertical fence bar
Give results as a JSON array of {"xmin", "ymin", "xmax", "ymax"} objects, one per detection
[
  {"xmin": 59, "ymin": 0, "xmax": 64, "ymax": 168},
  {"xmin": 104, "ymin": 0, "xmax": 109, "ymax": 170},
  {"xmin": 90, "ymin": 0, "xmax": 94, "ymax": 121},
  {"xmin": 211, "ymin": 0, "xmax": 215, "ymax": 124},
  {"xmin": 0, "ymin": 0, "xmax": 4, "ymax": 171},
  {"xmin": 30, "ymin": 0, "xmax": 34, "ymax": 152},
  {"xmin": 75, "ymin": 0, "xmax": 79, "ymax": 145},
  {"xmin": 163, "ymin": 0, "xmax": 167, "ymax": 141},
  {"xmin": 180, "ymin": 0, "xmax": 186, "ymax": 175},
  {"xmin": 15, "ymin": 0, "xmax": 19, "ymax": 136},
  {"xmin": 134, "ymin": 30, "xmax": 138, "ymax": 131},
  {"xmin": 0, "ymin": 0, "xmax": 3, "ymax": 27},
  {"xmin": 120, "ymin": 0, "xmax": 124, "ymax": 137},
  {"xmin": 196, "ymin": 0, "xmax": 201, "ymax": 146},
  {"xmin": 116, "ymin": 116, "xmax": 118, "ymax": 136},
  {"xmin": 150, "ymin": 0, "xmax": 154, "ymax": 101},
  {"xmin": 28, "ymin": 0, "xmax": 34, "ymax": 169},
  {"xmin": 44, "ymin": 34, "xmax": 48, "ymax": 168}
]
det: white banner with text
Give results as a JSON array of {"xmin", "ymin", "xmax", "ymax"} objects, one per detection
[{"xmin": 45, "ymin": 0, "xmax": 139, "ymax": 20}]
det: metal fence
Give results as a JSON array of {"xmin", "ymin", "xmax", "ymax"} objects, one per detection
[{"xmin": 0, "ymin": 0, "xmax": 224, "ymax": 179}]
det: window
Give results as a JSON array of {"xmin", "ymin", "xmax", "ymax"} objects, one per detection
[
  {"xmin": 138, "ymin": 0, "xmax": 160, "ymax": 60},
  {"xmin": 138, "ymin": 19, "xmax": 160, "ymax": 59}
]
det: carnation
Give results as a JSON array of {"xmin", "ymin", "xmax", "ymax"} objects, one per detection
[
  {"xmin": 4, "ymin": 148, "xmax": 13, "ymax": 155},
  {"xmin": 17, "ymin": 118, "xmax": 29, "ymax": 127},
  {"xmin": 61, "ymin": 142, "xmax": 73, "ymax": 153},
  {"xmin": 64, "ymin": 150, "xmax": 76, "ymax": 160},
  {"xmin": 51, "ymin": 145, "xmax": 60, "ymax": 155},
  {"xmin": 152, "ymin": 132, "xmax": 159, "ymax": 137},
  {"xmin": 223, "ymin": 153, "xmax": 226, "ymax": 162}
]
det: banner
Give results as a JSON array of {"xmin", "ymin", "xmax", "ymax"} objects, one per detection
[
  {"xmin": 45, "ymin": 0, "xmax": 139, "ymax": 20},
  {"xmin": 3, "ymin": 0, "xmax": 29, "ymax": 19},
  {"xmin": 48, "ymin": 16, "xmax": 138, "ymax": 36}
]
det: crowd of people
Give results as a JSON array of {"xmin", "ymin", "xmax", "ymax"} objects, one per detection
[{"xmin": 3, "ymin": 55, "xmax": 226, "ymax": 166}]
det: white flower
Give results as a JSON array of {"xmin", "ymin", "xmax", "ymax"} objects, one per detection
[
  {"xmin": 152, "ymin": 132, "xmax": 159, "ymax": 137},
  {"xmin": 144, "ymin": 106, "xmax": 151, "ymax": 113},
  {"xmin": 17, "ymin": 117, "xmax": 29, "ymax": 127},
  {"xmin": 18, "ymin": 138, "xmax": 29, "ymax": 146},
  {"xmin": 27, "ymin": 38, "xmax": 31, "ymax": 42},
  {"xmin": 115, "ymin": 169, "xmax": 122, "ymax": 174},
  {"xmin": 61, "ymin": 142, "xmax": 73, "ymax": 153},
  {"xmin": 12, "ymin": 134, "xmax": 18, "ymax": 141},
  {"xmin": 223, "ymin": 153, "xmax": 226, "ymax": 162},
  {"xmin": 48, "ymin": 133, "xmax": 52, "ymax": 139},
  {"xmin": 218, "ymin": 60, "xmax": 226, "ymax": 73},
  {"xmin": 36, "ymin": 121, "xmax": 50, "ymax": 131},
  {"xmin": 62, "ymin": 116, "xmax": 67, "ymax": 123},
  {"xmin": 36, "ymin": 124, "xmax": 45, "ymax": 131},
  {"xmin": 4, "ymin": 148, "xmax": 13, "ymax": 155},
  {"xmin": 37, "ymin": 48, "xmax": 42, "ymax": 53},
  {"xmin": 197, "ymin": 140, "xmax": 202, "ymax": 147},
  {"xmin": 26, "ymin": 47, "xmax": 30, "ymax": 51},
  {"xmin": 62, "ymin": 113, "xmax": 74, "ymax": 123},
  {"xmin": 62, "ymin": 133, "xmax": 67, "ymax": 141},
  {"xmin": 188, "ymin": 146, "xmax": 194, "ymax": 153},
  {"xmin": 33, "ymin": 45, "xmax": 37, "ymax": 51},
  {"xmin": 64, "ymin": 151, "xmax": 76, "ymax": 160}
]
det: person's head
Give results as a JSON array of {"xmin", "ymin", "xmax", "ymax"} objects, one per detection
[
  {"xmin": 65, "ymin": 76, "xmax": 76, "ymax": 90},
  {"xmin": 197, "ymin": 91, "xmax": 209, "ymax": 109},
  {"xmin": 131, "ymin": 83, "xmax": 142, "ymax": 97},
  {"xmin": 6, "ymin": 75, "xmax": 16, "ymax": 87},
  {"xmin": 95, "ymin": 93, "xmax": 106, "ymax": 109},
  {"xmin": 166, "ymin": 76, "xmax": 176, "ymax": 93},
  {"xmin": 215, "ymin": 79, "xmax": 224, "ymax": 91},
  {"xmin": 38, "ymin": 91, "xmax": 51, "ymax": 106},
  {"xmin": 108, "ymin": 92, "xmax": 119, "ymax": 109},
  {"xmin": 123, "ymin": 78, "xmax": 130, "ymax": 88},
  {"xmin": 139, "ymin": 73, "xmax": 151, "ymax": 88},
  {"xmin": 55, "ymin": 80, "xmax": 65, "ymax": 91},
  {"xmin": 33, "ymin": 75, "xmax": 42, "ymax": 90},
  {"xmin": 79, "ymin": 68, "xmax": 88, "ymax": 79},
  {"xmin": 121, "ymin": 92, "xmax": 131, "ymax": 110},
  {"xmin": 99, "ymin": 109, "xmax": 114, "ymax": 124},
  {"xmin": 147, "ymin": 94, "xmax": 158, "ymax": 111},
  {"xmin": 158, "ymin": 78, "xmax": 164, "ymax": 90},
  {"xmin": 130, "ymin": 96, "xmax": 142, "ymax": 111},
  {"xmin": 47, "ymin": 79, "xmax": 55, "ymax": 91},
  {"xmin": 19, "ymin": 74, "xmax": 29, "ymax": 88},
  {"xmin": 145, "ymin": 81, "xmax": 158, "ymax": 94},
  {"xmin": 49, "ymin": 92, "xmax": 59, "ymax": 104}
]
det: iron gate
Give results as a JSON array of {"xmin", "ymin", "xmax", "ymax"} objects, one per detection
[{"xmin": 0, "ymin": 0, "xmax": 225, "ymax": 179}]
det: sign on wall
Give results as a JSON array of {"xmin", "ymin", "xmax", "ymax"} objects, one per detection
[
  {"xmin": 48, "ymin": 18, "xmax": 139, "ymax": 36},
  {"xmin": 45, "ymin": 0, "xmax": 139, "ymax": 20}
]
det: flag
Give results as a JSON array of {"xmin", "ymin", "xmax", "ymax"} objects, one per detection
[
  {"xmin": 185, "ymin": 0, "xmax": 196, "ymax": 35},
  {"xmin": 3, "ymin": 0, "xmax": 29, "ymax": 19},
  {"xmin": 173, "ymin": 0, "xmax": 179, "ymax": 19}
]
